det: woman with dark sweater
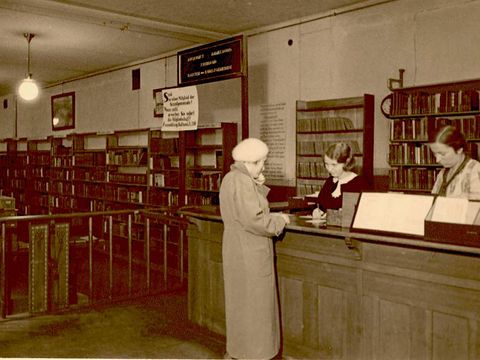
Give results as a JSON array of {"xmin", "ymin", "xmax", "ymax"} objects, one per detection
[{"xmin": 314, "ymin": 142, "xmax": 368, "ymax": 218}]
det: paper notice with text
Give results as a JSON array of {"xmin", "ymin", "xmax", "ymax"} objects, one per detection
[
  {"xmin": 259, "ymin": 103, "xmax": 287, "ymax": 181},
  {"xmin": 162, "ymin": 86, "xmax": 199, "ymax": 131}
]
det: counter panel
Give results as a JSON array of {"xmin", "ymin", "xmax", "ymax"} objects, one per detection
[{"xmin": 185, "ymin": 212, "xmax": 480, "ymax": 359}]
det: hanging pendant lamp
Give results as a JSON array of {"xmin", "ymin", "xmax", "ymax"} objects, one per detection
[{"xmin": 18, "ymin": 33, "xmax": 39, "ymax": 101}]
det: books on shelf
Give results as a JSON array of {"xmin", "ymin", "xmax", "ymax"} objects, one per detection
[
  {"xmin": 392, "ymin": 89, "xmax": 480, "ymax": 116},
  {"xmin": 390, "ymin": 116, "xmax": 480, "ymax": 141},
  {"xmin": 389, "ymin": 167, "xmax": 439, "ymax": 191},
  {"xmin": 296, "ymin": 114, "xmax": 355, "ymax": 132},
  {"xmin": 296, "ymin": 140, "xmax": 361, "ymax": 155}
]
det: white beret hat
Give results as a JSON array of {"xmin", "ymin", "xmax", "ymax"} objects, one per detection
[{"xmin": 232, "ymin": 138, "xmax": 269, "ymax": 162}]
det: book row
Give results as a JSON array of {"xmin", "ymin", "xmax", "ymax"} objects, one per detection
[
  {"xmin": 389, "ymin": 143, "xmax": 437, "ymax": 165},
  {"xmin": 107, "ymin": 149, "xmax": 148, "ymax": 166},
  {"xmin": 150, "ymin": 137, "xmax": 179, "ymax": 154},
  {"xmin": 389, "ymin": 142, "xmax": 479, "ymax": 166},
  {"xmin": 297, "ymin": 115, "xmax": 355, "ymax": 132},
  {"xmin": 297, "ymin": 140, "xmax": 361, "ymax": 155},
  {"xmin": 391, "ymin": 89, "xmax": 480, "ymax": 116},
  {"xmin": 108, "ymin": 173, "xmax": 147, "ymax": 185},
  {"xmin": 296, "ymin": 181, "xmax": 325, "ymax": 196},
  {"xmin": 186, "ymin": 171, "xmax": 222, "ymax": 191},
  {"xmin": 390, "ymin": 116, "xmax": 480, "ymax": 141},
  {"xmin": 150, "ymin": 172, "xmax": 179, "ymax": 188},
  {"xmin": 389, "ymin": 167, "xmax": 440, "ymax": 191},
  {"xmin": 297, "ymin": 162, "xmax": 329, "ymax": 179},
  {"xmin": 74, "ymin": 152, "xmax": 106, "ymax": 166}
]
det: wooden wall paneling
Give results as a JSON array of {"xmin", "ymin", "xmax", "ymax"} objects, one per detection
[
  {"xmin": 361, "ymin": 295, "xmax": 375, "ymax": 360},
  {"xmin": 279, "ymin": 276, "xmax": 304, "ymax": 344},
  {"xmin": 52, "ymin": 223, "xmax": 69, "ymax": 309},
  {"xmin": 302, "ymin": 281, "xmax": 319, "ymax": 350},
  {"xmin": 29, "ymin": 224, "xmax": 48, "ymax": 313},
  {"xmin": 378, "ymin": 299, "xmax": 410, "ymax": 359},
  {"xmin": 409, "ymin": 306, "xmax": 432, "ymax": 360},
  {"xmin": 317, "ymin": 285, "xmax": 346, "ymax": 358},
  {"xmin": 472, "ymin": 319, "xmax": 480, "ymax": 359},
  {"xmin": 432, "ymin": 312, "xmax": 469, "ymax": 360},
  {"xmin": 208, "ymin": 248, "xmax": 225, "ymax": 335},
  {"xmin": 363, "ymin": 269, "xmax": 480, "ymax": 316},
  {"xmin": 186, "ymin": 216, "xmax": 480, "ymax": 359},
  {"xmin": 187, "ymin": 228, "xmax": 203, "ymax": 325},
  {"xmin": 345, "ymin": 287, "xmax": 362, "ymax": 360}
]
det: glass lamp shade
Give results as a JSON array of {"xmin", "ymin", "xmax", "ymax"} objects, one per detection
[{"xmin": 18, "ymin": 77, "xmax": 39, "ymax": 101}]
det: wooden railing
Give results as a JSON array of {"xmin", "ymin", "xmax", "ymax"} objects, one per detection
[{"xmin": 0, "ymin": 208, "xmax": 189, "ymax": 319}]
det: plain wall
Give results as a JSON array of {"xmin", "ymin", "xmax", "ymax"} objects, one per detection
[{"xmin": 247, "ymin": 0, "xmax": 480, "ymax": 181}]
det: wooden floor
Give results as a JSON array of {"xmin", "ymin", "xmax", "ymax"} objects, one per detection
[{"xmin": 0, "ymin": 291, "xmax": 226, "ymax": 359}]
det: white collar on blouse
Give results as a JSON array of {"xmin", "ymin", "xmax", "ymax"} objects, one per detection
[{"xmin": 332, "ymin": 172, "xmax": 357, "ymax": 198}]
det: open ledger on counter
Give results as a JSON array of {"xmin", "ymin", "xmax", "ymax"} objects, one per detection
[{"xmin": 351, "ymin": 192, "xmax": 480, "ymax": 238}]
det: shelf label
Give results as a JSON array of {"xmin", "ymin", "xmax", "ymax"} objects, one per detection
[{"xmin": 162, "ymin": 86, "xmax": 199, "ymax": 132}]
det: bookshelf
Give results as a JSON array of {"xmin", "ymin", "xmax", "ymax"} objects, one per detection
[
  {"xmin": 295, "ymin": 94, "xmax": 374, "ymax": 196},
  {"xmin": 50, "ymin": 137, "xmax": 74, "ymax": 214},
  {"xmin": 104, "ymin": 129, "xmax": 149, "ymax": 253},
  {"xmin": 181, "ymin": 122, "xmax": 237, "ymax": 206},
  {"xmin": 72, "ymin": 133, "xmax": 108, "ymax": 213},
  {"xmin": 0, "ymin": 140, "xmax": 7, "ymax": 193},
  {"xmin": 10, "ymin": 139, "xmax": 28, "ymax": 214},
  {"xmin": 147, "ymin": 130, "xmax": 181, "ymax": 207},
  {"xmin": 385, "ymin": 79, "xmax": 480, "ymax": 193}
]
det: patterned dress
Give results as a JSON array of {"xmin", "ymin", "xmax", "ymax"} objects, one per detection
[{"xmin": 431, "ymin": 158, "xmax": 480, "ymax": 200}]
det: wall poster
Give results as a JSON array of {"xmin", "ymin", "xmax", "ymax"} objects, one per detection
[
  {"xmin": 259, "ymin": 102, "xmax": 288, "ymax": 183},
  {"xmin": 161, "ymin": 86, "xmax": 199, "ymax": 131}
]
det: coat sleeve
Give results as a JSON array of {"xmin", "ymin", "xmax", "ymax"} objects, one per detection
[{"xmin": 233, "ymin": 174, "xmax": 286, "ymax": 237}]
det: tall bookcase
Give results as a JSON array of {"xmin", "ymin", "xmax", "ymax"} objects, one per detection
[
  {"xmin": 147, "ymin": 130, "xmax": 181, "ymax": 207},
  {"xmin": 181, "ymin": 122, "xmax": 237, "ymax": 206},
  {"xmin": 295, "ymin": 94, "xmax": 374, "ymax": 196},
  {"xmin": 0, "ymin": 140, "xmax": 7, "ymax": 192},
  {"xmin": 0, "ymin": 124, "xmax": 238, "ymax": 214},
  {"xmin": 385, "ymin": 79, "xmax": 480, "ymax": 193},
  {"xmin": 50, "ymin": 136, "xmax": 74, "ymax": 214},
  {"xmin": 8, "ymin": 139, "xmax": 28, "ymax": 214}
]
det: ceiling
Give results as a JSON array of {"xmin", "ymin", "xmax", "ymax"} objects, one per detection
[{"xmin": 0, "ymin": 0, "xmax": 371, "ymax": 97}]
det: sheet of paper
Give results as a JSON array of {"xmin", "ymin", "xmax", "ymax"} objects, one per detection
[
  {"xmin": 467, "ymin": 202, "xmax": 480, "ymax": 224},
  {"xmin": 430, "ymin": 197, "xmax": 468, "ymax": 224},
  {"xmin": 352, "ymin": 193, "xmax": 434, "ymax": 236}
]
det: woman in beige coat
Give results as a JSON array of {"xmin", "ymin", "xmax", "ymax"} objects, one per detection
[{"xmin": 219, "ymin": 138, "xmax": 290, "ymax": 360}]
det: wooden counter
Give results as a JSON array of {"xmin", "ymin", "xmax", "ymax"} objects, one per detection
[{"xmin": 181, "ymin": 206, "xmax": 480, "ymax": 359}]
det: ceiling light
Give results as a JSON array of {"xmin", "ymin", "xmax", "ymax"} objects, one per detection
[{"xmin": 18, "ymin": 33, "xmax": 39, "ymax": 101}]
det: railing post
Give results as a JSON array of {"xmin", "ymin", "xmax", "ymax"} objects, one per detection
[
  {"xmin": 163, "ymin": 223, "xmax": 168, "ymax": 288},
  {"xmin": 108, "ymin": 216, "xmax": 113, "ymax": 301},
  {"xmin": 146, "ymin": 217, "xmax": 150, "ymax": 293},
  {"xmin": 180, "ymin": 226, "xmax": 184, "ymax": 285},
  {"xmin": 128, "ymin": 214, "xmax": 132, "ymax": 296},
  {"xmin": 1, "ymin": 223, "xmax": 6, "ymax": 318},
  {"xmin": 88, "ymin": 217, "xmax": 93, "ymax": 305}
]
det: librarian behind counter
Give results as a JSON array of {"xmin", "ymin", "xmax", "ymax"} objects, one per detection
[{"xmin": 429, "ymin": 125, "xmax": 480, "ymax": 199}]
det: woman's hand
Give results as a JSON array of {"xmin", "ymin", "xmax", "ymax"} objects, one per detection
[
  {"xmin": 312, "ymin": 207, "xmax": 326, "ymax": 220},
  {"xmin": 272, "ymin": 212, "xmax": 291, "ymax": 224}
]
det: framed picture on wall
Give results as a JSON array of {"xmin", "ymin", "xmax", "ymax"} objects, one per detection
[
  {"xmin": 153, "ymin": 88, "xmax": 165, "ymax": 117},
  {"xmin": 51, "ymin": 92, "xmax": 75, "ymax": 131},
  {"xmin": 153, "ymin": 86, "xmax": 176, "ymax": 118}
]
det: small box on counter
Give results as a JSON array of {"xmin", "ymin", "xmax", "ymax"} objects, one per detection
[{"xmin": 424, "ymin": 197, "xmax": 480, "ymax": 248}]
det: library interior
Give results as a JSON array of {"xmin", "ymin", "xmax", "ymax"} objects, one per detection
[{"xmin": 1, "ymin": 0, "xmax": 480, "ymax": 359}]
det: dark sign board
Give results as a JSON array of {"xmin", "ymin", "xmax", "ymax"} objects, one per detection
[{"xmin": 178, "ymin": 36, "xmax": 244, "ymax": 85}]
